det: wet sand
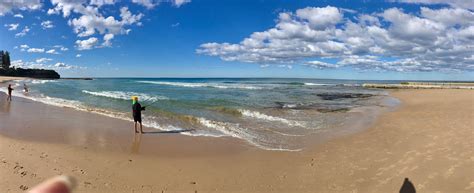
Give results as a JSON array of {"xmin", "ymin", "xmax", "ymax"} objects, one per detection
[{"xmin": 0, "ymin": 89, "xmax": 473, "ymax": 192}]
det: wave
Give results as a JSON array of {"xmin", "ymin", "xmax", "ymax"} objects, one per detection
[
  {"xmin": 30, "ymin": 80, "xmax": 57, "ymax": 84},
  {"xmin": 238, "ymin": 109, "xmax": 305, "ymax": 127},
  {"xmin": 197, "ymin": 118, "xmax": 301, "ymax": 151},
  {"xmin": 137, "ymin": 81, "xmax": 262, "ymax": 90},
  {"xmin": 82, "ymin": 90, "xmax": 168, "ymax": 102},
  {"xmin": 304, "ymin": 83, "xmax": 334, "ymax": 86}
]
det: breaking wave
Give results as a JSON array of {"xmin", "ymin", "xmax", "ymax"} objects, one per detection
[
  {"xmin": 82, "ymin": 90, "xmax": 168, "ymax": 102},
  {"xmin": 137, "ymin": 81, "xmax": 262, "ymax": 90},
  {"xmin": 238, "ymin": 109, "xmax": 305, "ymax": 127}
]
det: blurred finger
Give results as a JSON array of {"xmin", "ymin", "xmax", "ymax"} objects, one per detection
[{"xmin": 28, "ymin": 176, "xmax": 76, "ymax": 193}]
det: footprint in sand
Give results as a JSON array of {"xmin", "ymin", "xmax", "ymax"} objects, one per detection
[{"xmin": 19, "ymin": 185, "xmax": 28, "ymax": 190}]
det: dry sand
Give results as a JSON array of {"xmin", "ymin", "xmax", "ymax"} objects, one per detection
[
  {"xmin": 0, "ymin": 89, "xmax": 473, "ymax": 192},
  {"xmin": 0, "ymin": 76, "xmax": 25, "ymax": 83}
]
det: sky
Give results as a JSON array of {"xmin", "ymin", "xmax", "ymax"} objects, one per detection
[{"xmin": 0, "ymin": 0, "xmax": 473, "ymax": 80}]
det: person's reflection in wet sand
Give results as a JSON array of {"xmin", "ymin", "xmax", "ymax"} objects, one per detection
[
  {"xmin": 1, "ymin": 96, "xmax": 11, "ymax": 112},
  {"xmin": 130, "ymin": 133, "xmax": 142, "ymax": 154}
]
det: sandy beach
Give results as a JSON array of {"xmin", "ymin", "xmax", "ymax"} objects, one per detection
[{"xmin": 0, "ymin": 82, "xmax": 473, "ymax": 192}]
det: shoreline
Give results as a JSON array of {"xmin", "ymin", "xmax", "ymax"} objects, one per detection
[
  {"xmin": 0, "ymin": 83, "xmax": 472, "ymax": 192},
  {"xmin": 0, "ymin": 77, "xmax": 396, "ymax": 152}
]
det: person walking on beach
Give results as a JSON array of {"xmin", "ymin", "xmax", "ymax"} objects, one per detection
[
  {"xmin": 7, "ymin": 84, "xmax": 13, "ymax": 101},
  {"xmin": 132, "ymin": 96, "xmax": 146, "ymax": 133}
]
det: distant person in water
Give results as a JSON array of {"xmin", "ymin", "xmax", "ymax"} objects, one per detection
[
  {"xmin": 132, "ymin": 96, "xmax": 146, "ymax": 133},
  {"xmin": 7, "ymin": 84, "xmax": 13, "ymax": 101},
  {"xmin": 23, "ymin": 83, "xmax": 29, "ymax": 93}
]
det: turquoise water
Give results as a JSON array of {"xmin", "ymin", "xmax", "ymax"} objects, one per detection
[{"xmin": 3, "ymin": 78, "xmax": 397, "ymax": 151}]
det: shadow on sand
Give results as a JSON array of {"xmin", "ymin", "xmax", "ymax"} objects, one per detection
[{"xmin": 400, "ymin": 178, "xmax": 416, "ymax": 193}]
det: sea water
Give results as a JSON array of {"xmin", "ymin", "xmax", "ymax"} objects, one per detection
[{"xmin": 1, "ymin": 78, "xmax": 400, "ymax": 151}]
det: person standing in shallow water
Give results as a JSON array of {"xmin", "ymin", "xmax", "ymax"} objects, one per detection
[
  {"xmin": 132, "ymin": 96, "xmax": 146, "ymax": 133},
  {"xmin": 23, "ymin": 83, "xmax": 29, "ymax": 93},
  {"xmin": 7, "ymin": 84, "xmax": 13, "ymax": 101}
]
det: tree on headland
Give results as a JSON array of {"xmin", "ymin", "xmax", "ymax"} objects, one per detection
[
  {"xmin": 1, "ymin": 50, "xmax": 11, "ymax": 69},
  {"xmin": 0, "ymin": 50, "xmax": 60, "ymax": 79}
]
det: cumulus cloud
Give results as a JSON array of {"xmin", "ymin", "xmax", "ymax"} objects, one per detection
[
  {"xmin": 46, "ymin": 49, "xmax": 59, "ymax": 54},
  {"xmin": 76, "ymin": 54, "xmax": 82, "ymax": 57},
  {"xmin": 102, "ymin": 33, "xmax": 114, "ymax": 47},
  {"xmin": 132, "ymin": 0, "xmax": 191, "ymax": 9},
  {"xmin": 0, "ymin": 0, "xmax": 42, "ymax": 16},
  {"xmin": 305, "ymin": 61, "xmax": 341, "ymax": 68},
  {"xmin": 36, "ymin": 58, "xmax": 53, "ymax": 63},
  {"xmin": 47, "ymin": 1, "xmax": 146, "ymax": 48},
  {"xmin": 90, "ymin": 0, "xmax": 117, "ymax": 7},
  {"xmin": 41, "ymin": 20, "xmax": 54, "ymax": 29},
  {"xmin": 15, "ymin": 26, "xmax": 30, "ymax": 37},
  {"xmin": 54, "ymin": 45, "xmax": 69, "ymax": 51},
  {"xmin": 19, "ymin": 44, "xmax": 29, "ymax": 51},
  {"xmin": 393, "ymin": 0, "xmax": 474, "ymax": 9},
  {"xmin": 75, "ymin": 37, "xmax": 99, "ymax": 50},
  {"xmin": 13, "ymin": 13, "xmax": 23, "ymax": 18},
  {"xmin": 27, "ymin": 48, "xmax": 45, "ymax": 53},
  {"xmin": 197, "ymin": 6, "xmax": 474, "ymax": 72},
  {"xmin": 4, "ymin": 23, "xmax": 19, "ymax": 31},
  {"xmin": 11, "ymin": 59, "xmax": 83, "ymax": 70},
  {"xmin": 173, "ymin": 0, "xmax": 191, "ymax": 7}
]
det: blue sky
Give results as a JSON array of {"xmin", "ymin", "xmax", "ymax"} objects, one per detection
[{"xmin": 0, "ymin": 0, "xmax": 473, "ymax": 80}]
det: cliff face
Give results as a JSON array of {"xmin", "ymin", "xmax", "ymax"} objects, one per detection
[{"xmin": 0, "ymin": 68, "xmax": 60, "ymax": 79}]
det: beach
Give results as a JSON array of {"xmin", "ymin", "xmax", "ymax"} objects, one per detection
[{"xmin": 0, "ymin": 76, "xmax": 472, "ymax": 192}]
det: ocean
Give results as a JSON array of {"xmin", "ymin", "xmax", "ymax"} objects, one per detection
[{"xmin": 2, "ymin": 78, "xmax": 400, "ymax": 151}]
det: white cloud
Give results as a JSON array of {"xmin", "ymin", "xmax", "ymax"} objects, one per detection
[
  {"xmin": 11, "ymin": 59, "xmax": 83, "ymax": 70},
  {"xmin": 173, "ymin": 0, "xmax": 191, "ymax": 7},
  {"xmin": 15, "ymin": 26, "xmax": 30, "ymax": 37},
  {"xmin": 76, "ymin": 54, "xmax": 82, "ymax": 57},
  {"xmin": 296, "ymin": 6, "xmax": 343, "ymax": 30},
  {"xmin": 46, "ymin": 49, "xmax": 59, "ymax": 54},
  {"xmin": 102, "ymin": 33, "xmax": 114, "ymax": 47},
  {"xmin": 90, "ymin": 0, "xmax": 117, "ymax": 7},
  {"xmin": 19, "ymin": 44, "xmax": 29, "ymax": 51},
  {"xmin": 36, "ymin": 58, "xmax": 53, "ymax": 63},
  {"xmin": 171, "ymin": 22, "xmax": 180, "ymax": 27},
  {"xmin": 75, "ymin": 37, "xmax": 99, "ymax": 50},
  {"xmin": 4, "ymin": 23, "xmax": 19, "ymax": 31},
  {"xmin": 13, "ymin": 13, "xmax": 23, "ymax": 18},
  {"xmin": 53, "ymin": 45, "xmax": 69, "ymax": 51},
  {"xmin": 0, "ymin": 1, "xmax": 42, "ymax": 16},
  {"xmin": 198, "ymin": 6, "xmax": 474, "ymax": 72},
  {"xmin": 278, "ymin": 64, "xmax": 293, "ymax": 69},
  {"xmin": 49, "ymin": 1, "xmax": 144, "ymax": 38},
  {"xmin": 27, "ymin": 48, "xmax": 45, "ymax": 53},
  {"xmin": 41, "ymin": 20, "xmax": 54, "ymax": 29},
  {"xmin": 132, "ymin": 0, "xmax": 156, "ymax": 9},
  {"xmin": 45, "ymin": 0, "xmax": 189, "ymax": 50},
  {"xmin": 132, "ymin": 0, "xmax": 191, "ymax": 9},
  {"xmin": 305, "ymin": 61, "xmax": 341, "ymax": 68},
  {"xmin": 393, "ymin": 0, "xmax": 474, "ymax": 9}
]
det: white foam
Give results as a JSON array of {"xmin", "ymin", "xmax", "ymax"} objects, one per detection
[
  {"xmin": 30, "ymin": 80, "xmax": 57, "ymax": 84},
  {"xmin": 137, "ymin": 81, "xmax": 262, "ymax": 90},
  {"xmin": 304, "ymin": 83, "xmax": 333, "ymax": 86},
  {"xmin": 238, "ymin": 109, "xmax": 305, "ymax": 127},
  {"xmin": 82, "ymin": 90, "xmax": 168, "ymax": 102},
  {"xmin": 197, "ymin": 117, "xmax": 302, "ymax": 151}
]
